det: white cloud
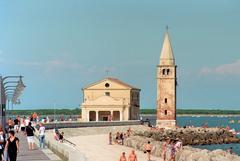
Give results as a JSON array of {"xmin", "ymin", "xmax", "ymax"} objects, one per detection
[
  {"xmin": 15, "ymin": 59, "xmax": 83, "ymax": 71},
  {"xmin": 200, "ymin": 59, "xmax": 240, "ymax": 76}
]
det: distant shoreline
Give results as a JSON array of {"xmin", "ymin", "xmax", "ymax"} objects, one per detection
[
  {"xmin": 141, "ymin": 114, "xmax": 240, "ymax": 117},
  {"xmin": 9, "ymin": 108, "xmax": 240, "ymax": 116}
]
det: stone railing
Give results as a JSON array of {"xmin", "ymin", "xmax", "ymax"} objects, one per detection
[{"xmin": 43, "ymin": 120, "xmax": 141, "ymax": 130}]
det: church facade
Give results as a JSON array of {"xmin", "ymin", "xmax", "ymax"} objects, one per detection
[
  {"xmin": 156, "ymin": 31, "xmax": 177, "ymax": 128},
  {"xmin": 81, "ymin": 78, "xmax": 140, "ymax": 122}
]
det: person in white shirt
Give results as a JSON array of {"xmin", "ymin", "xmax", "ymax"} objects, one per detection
[
  {"xmin": 38, "ymin": 123, "xmax": 45, "ymax": 148},
  {"xmin": 25, "ymin": 117, "xmax": 30, "ymax": 128}
]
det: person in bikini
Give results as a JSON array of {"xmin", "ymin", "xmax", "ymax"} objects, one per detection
[
  {"xmin": 128, "ymin": 150, "xmax": 137, "ymax": 161},
  {"xmin": 144, "ymin": 141, "xmax": 152, "ymax": 161},
  {"xmin": 119, "ymin": 152, "xmax": 127, "ymax": 161}
]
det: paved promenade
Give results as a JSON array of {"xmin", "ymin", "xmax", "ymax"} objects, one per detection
[{"xmin": 16, "ymin": 133, "xmax": 61, "ymax": 161}]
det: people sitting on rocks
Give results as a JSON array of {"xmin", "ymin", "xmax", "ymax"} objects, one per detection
[
  {"xmin": 53, "ymin": 129, "xmax": 60, "ymax": 141},
  {"xmin": 53, "ymin": 129, "xmax": 64, "ymax": 143},
  {"xmin": 120, "ymin": 132, "xmax": 124, "ymax": 145},
  {"xmin": 113, "ymin": 130, "xmax": 129, "ymax": 145},
  {"xmin": 126, "ymin": 127, "xmax": 133, "ymax": 137},
  {"xmin": 59, "ymin": 132, "xmax": 64, "ymax": 142},
  {"xmin": 115, "ymin": 132, "xmax": 121, "ymax": 144}
]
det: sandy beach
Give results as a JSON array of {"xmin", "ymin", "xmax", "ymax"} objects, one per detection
[{"xmin": 46, "ymin": 125, "xmax": 163, "ymax": 161}]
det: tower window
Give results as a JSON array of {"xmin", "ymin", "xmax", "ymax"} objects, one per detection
[
  {"xmin": 164, "ymin": 110, "xmax": 167, "ymax": 115},
  {"xmin": 162, "ymin": 69, "xmax": 166, "ymax": 75},
  {"xmin": 167, "ymin": 69, "xmax": 170, "ymax": 75},
  {"xmin": 105, "ymin": 92, "xmax": 110, "ymax": 96},
  {"xmin": 164, "ymin": 98, "xmax": 167, "ymax": 103},
  {"xmin": 162, "ymin": 69, "xmax": 170, "ymax": 75}
]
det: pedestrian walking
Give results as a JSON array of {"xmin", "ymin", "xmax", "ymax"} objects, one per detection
[
  {"xmin": 13, "ymin": 117, "xmax": 19, "ymax": 133},
  {"xmin": 20, "ymin": 116, "xmax": 26, "ymax": 132},
  {"xmin": 109, "ymin": 132, "xmax": 112, "ymax": 145},
  {"xmin": 38, "ymin": 123, "xmax": 45, "ymax": 148},
  {"xmin": 25, "ymin": 122, "xmax": 35, "ymax": 150},
  {"xmin": 7, "ymin": 118, "xmax": 14, "ymax": 131},
  {"xmin": 162, "ymin": 137, "xmax": 170, "ymax": 161},
  {"xmin": 4, "ymin": 130, "xmax": 19, "ymax": 161},
  {"xmin": 120, "ymin": 133, "xmax": 124, "ymax": 145},
  {"xmin": 0, "ymin": 127, "xmax": 6, "ymax": 161}
]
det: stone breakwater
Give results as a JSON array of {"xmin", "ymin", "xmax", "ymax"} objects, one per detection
[
  {"xmin": 124, "ymin": 135, "xmax": 240, "ymax": 161},
  {"xmin": 135, "ymin": 127, "xmax": 240, "ymax": 145}
]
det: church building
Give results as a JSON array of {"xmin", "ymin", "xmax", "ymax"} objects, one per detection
[
  {"xmin": 156, "ymin": 30, "xmax": 177, "ymax": 128},
  {"xmin": 81, "ymin": 77, "xmax": 140, "ymax": 122}
]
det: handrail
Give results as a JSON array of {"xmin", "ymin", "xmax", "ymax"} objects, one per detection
[{"xmin": 63, "ymin": 138, "xmax": 77, "ymax": 147}]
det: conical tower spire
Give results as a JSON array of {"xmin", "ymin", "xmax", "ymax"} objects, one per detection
[{"xmin": 159, "ymin": 28, "xmax": 175, "ymax": 65}]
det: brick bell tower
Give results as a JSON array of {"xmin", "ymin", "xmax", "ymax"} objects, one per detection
[{"xmin": 156, "ymin": 29, "xmax": 177, "ymax": 128}]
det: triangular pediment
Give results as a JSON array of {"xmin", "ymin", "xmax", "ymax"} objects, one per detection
[{"xmin": 82, "ymin": 77, "xmax": 139, "ymax": 90}]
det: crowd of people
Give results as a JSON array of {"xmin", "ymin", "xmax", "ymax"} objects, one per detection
[
  {"xmin": 0, "ymin": 112, "xmax": 47, "ymax": 161},
  {"xmin": 117, "ymin": 137, "xmax": 182, "ymax": 161},
  {"xmin": 109, "ymin": 128, "xmax": 133, "ymax": 145},
  {"xmin": 109, "ymin": 127, "xmax": 183, "ymax": 161},
  {"xmin": 161, "ymin": 137, "xmax": 183, "ymax": 161},
  {"xmin": 1, "ymin": 114, "xmax": 238, "ymax": 161}
]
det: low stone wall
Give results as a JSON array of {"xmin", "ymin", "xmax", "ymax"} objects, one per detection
[
  {"xmin": 124, "ymin": 135, "xmax": 240, "ymax": 161},
  {"xmin": 44, "ymin": 120, "xmax": 140, "ymax": 130},
  {"xmin": 44, "ymin": 133, "xmax": 87, "ymax": 161},
  {"xmin": 135, "ymin": 127, "xmax": 240, "ymax": 145},
  {"xmin": 45, "ymin": 139, "xmax": 69, "ymax": 161}
]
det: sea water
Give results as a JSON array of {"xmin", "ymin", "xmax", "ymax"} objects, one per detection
[{"xmin": 141, "ymin": 115, "xmax": 240, "ymax": 155}]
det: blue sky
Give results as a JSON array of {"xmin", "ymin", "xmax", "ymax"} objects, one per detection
[{"xmin": 0, "ymin": 0, "xmax": 240, "ymax": 109}]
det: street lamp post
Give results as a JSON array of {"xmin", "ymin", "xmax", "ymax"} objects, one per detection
[{"xmin": 0, "ymin": 75, "xmax": 25, "ymax": 126}]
